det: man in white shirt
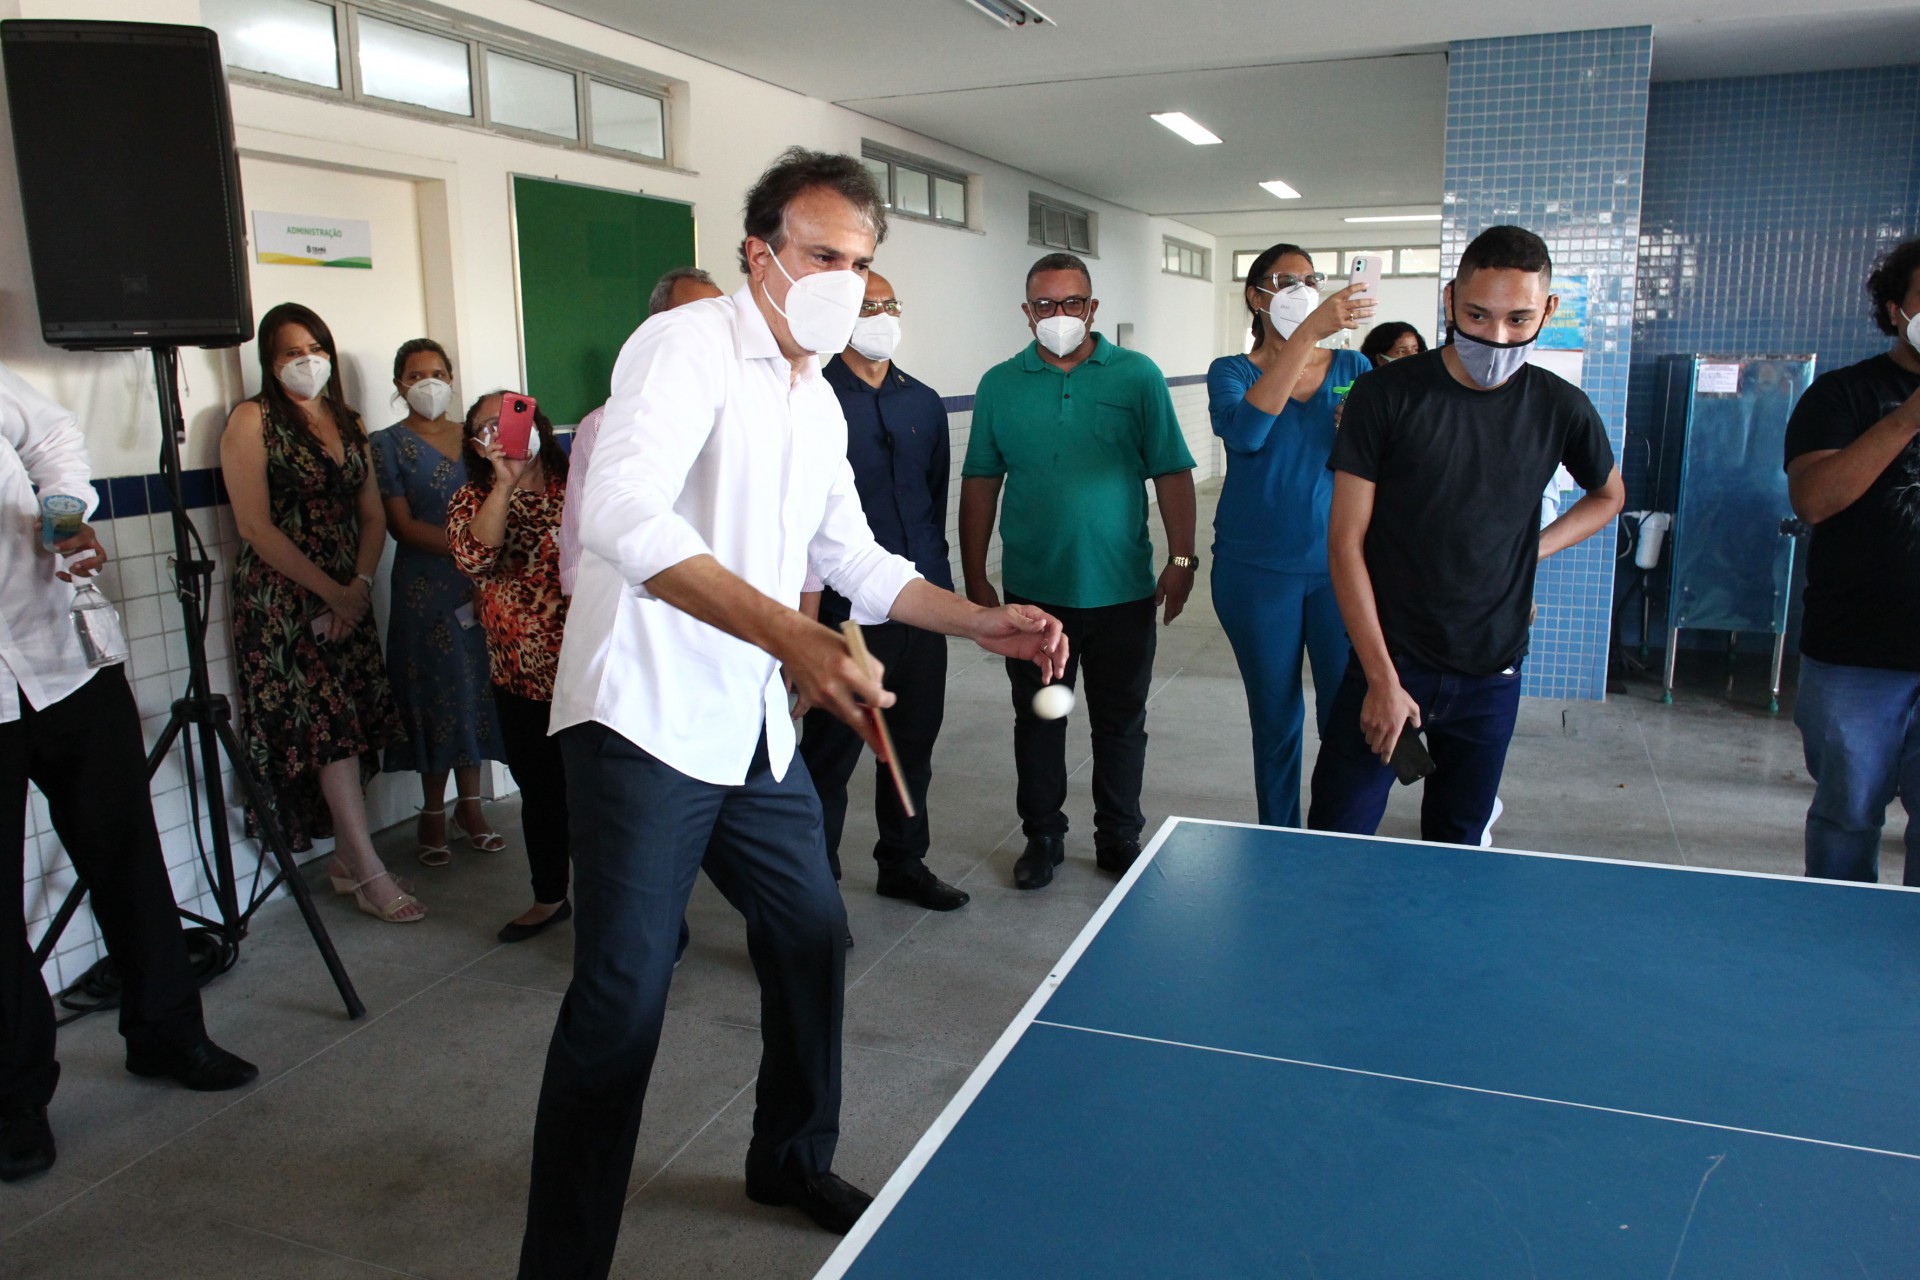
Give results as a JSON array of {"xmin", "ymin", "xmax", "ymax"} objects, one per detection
[
  {"xmin": 519, "ymin": 149, "xmax": 1065, "ymax": 1277},
  {"xmin": 0, "ymin": 364, "xmax": 256, "ymax": 1186}
]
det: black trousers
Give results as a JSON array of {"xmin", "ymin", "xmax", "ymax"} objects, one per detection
[
  {"xmin": 520, "ymin": 724, "xmax": 846, "ymax": 1280},
  {"xmin": 492, "ymin": 685, "xmax": 571, "ymax": 906},
  {"xmin": 1005, "ymin": 593, "xmax": 1157, "ymax": 843},
  {"xmin": 798, "ymin": 618, "xmax": 947, "ymax": 878},
  {"xmin": 1, "ymin": 666, "xmax": 205, "ymax": 1109}
]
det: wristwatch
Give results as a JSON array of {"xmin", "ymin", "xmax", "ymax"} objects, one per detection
[{"xmin": 1169, "ymin": 554, "xmax": 1200, "ymax": 572}]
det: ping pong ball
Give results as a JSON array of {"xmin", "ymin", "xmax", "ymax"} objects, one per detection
[{"xmin": 1032, "ymin": 684, "xmax": 1075, "ymax": 720}]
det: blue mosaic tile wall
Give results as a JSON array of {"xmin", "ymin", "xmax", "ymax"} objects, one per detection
[
  {"xmin": 1628, "ymin": 66, "xmax": 1920, "ymax": 519},
  {"xmin": 1443, "ymin": 27, "xmax": 1652, "ymax": 701}
]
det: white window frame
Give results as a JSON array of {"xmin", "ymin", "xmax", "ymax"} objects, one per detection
[
  {"xmin": 1029, "ymin": 192, "xmax": 1097, "ymax": 257},
  {"xmin": 860, "ymin": 142, "xmax": 972, "ymax": 231},
  {"xmin": 213, "ymin": 0, "xmax": 675, "ymax": 167},
  {"xmin": 1162, "ymin": 236, "xmax": 1209, "ymax": 281}
]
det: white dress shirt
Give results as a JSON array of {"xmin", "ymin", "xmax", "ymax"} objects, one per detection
[
  {"xmin": 556, "ymin": 402, "xmax": 604, "ymax": 597},
  {"xmin": 552, "ymin": 286, "xmax": 921, "ymax": 785},
  {"xmin": 0, "ymin": 360, "xmax": 105, "ymax": 722}
]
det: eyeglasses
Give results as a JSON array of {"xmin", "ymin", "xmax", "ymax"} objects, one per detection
[
  {"xmin": 1260, "ymin": 272, "xmax": 1326, "ymax": 291},
  {"xmin": 859, "ymin": 299, "xmax": 903, "ymax": 317},
  {"xmin": 1026, "ymin": 296, "xmax": 1091, "ymax": 318}
]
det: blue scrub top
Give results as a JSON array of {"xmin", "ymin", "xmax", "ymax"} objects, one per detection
[{"xmin": 1208, "ymin": 347, "xmax": 1371, "ymax": 575}]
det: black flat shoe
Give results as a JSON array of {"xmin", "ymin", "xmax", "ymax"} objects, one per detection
[
  {"xmin": 876, "ymin": 863, "xmax": 970, "ymax": 911},
  {"xmin": 0, "ymin": 1103, "xmax": 55, "ymax": 1182},
  {"xmin": 1014, "ymin": 835, "xmax": 1065, "ymax": 890},
  {"xmin": 497, "ymin": 899, "xmax": 572, "ymax": 944},
  {"xmin": 745, "ymin": 1164, "xmax": 873, "ymax": 1234},
  {"xmin": 1095, "ymin": 836, "xmax": 1143, "ymax": 876},
  {"xmin": 125, "ymin": 1039, "xmax": 258, "ymax": 1092}
]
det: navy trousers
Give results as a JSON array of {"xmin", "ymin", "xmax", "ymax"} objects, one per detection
[
  {"xmin": 1307, "ymin": 654, "xmax": 1524, "ymax": 844},
  {"xmin": 519, "ymin": 722, "xmax": 847, "ymax": 1280}
]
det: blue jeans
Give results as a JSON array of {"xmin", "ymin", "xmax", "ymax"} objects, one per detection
[
  {"xmin": 1307, "ymin": 654, "xmax": 1524, "ymax": 843},
  {"xmin": 1793, "ymin": 656, "xmax": 1920, "ymax": 885},
  {"xmin": 521, "ymin": 725, "xmax": 846, "ymax": 1279},
  {"xmin": 1213, "ymin": 558, "xmax": 1350, "ymax": 827}
]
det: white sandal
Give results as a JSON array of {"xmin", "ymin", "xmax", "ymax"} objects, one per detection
[
  {"xmin": 454, "ymin": 795, "xmax": 505, "ymax": 852},
  {"xmin": 337, "ymin": 869, "xmax": 427, "ymax": 924},
  {"xmin": 417, "ymin": 804, "xmax": 453, "ymax": 867}
]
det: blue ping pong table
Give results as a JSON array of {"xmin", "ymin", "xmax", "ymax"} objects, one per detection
[{"xmin": 817, "ymin": 818, "xmax": 1920, "ymax": 1278}]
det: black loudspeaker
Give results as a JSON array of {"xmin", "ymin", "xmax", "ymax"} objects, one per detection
[{"xmin": 2, "ymin": 20, "xmax": 251, "ymax": 350}]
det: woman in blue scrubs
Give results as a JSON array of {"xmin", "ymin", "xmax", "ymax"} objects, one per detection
[{"xmin": 1209, "ymin": 244, "xmax": 1373, "ymax": 827}]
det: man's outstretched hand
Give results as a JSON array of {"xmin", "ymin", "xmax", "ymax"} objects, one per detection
[{"xmin": 969, "ymin": 603, "xmax": 1068, "ymax": 682}]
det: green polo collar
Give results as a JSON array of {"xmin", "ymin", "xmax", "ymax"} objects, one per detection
[{"xmin": 1018, "ymin": 332, "xmax": 1116, "ymax": 373}]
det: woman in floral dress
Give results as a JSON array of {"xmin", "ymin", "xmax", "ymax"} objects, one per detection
[
  {"xmin": 446, "ymin": 392, "xmax": 571, "ymax": 942},
  {"xmin": 221, "ymin": 302, "xmax": 421, "ymax": 923},
  {"xmin": 372, "ymin": 337, "xmax": 504, "ymax": 867}
]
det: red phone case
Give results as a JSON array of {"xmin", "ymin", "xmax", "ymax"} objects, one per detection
[{"xmin": 498, "ymin": 393, "xmax": 538, "ymax": 460}]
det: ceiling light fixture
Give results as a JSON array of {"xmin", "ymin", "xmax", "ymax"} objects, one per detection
[
  {"xmin": 1344, "ymin": 214, "xmax": 1443, "ymax": 223},
  {"xmin": 1149, "ymin": 111, "xmax": 1222, "ymax": 146},
  {"xmin": 963, "ymin": 0, "xmax": 1052, "ymax": 28},
  {"xmin": 1259, "ymin": 179, "xmax": 1303, "ymax": 200}
]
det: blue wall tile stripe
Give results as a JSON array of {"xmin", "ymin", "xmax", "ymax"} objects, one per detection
[{"xmin": 1443, "ymin": 26, "xmax": 1653, "ymax": 702}]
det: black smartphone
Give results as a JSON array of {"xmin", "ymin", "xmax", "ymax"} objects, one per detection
[{"xmin": 1389, "ymin": 721, "xmax": 1435, "ymax": 786}]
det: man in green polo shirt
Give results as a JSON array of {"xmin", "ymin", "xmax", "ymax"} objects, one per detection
[{"xmin": 959, "ymin": 251, "xmax": 1198, "ymax": 890}]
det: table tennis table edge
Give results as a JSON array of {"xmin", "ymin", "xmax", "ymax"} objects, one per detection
[
  {"xmin": 812, "ymin": 815, "xmax": 1919, "ymax": 1278},
  {"xmin": 813, "ymin": 814, "xmax": 1196, "ymax": 1278}
]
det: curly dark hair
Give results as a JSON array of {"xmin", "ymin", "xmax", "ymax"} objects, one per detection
[
  {"xmin": 1867, "ymin": 239, "xmax": 1920, "ymax": 336},
  {"xmin": 1457, "ymin": 225, "xmax": 1551, "ymax": 282},
  {"xmin": 736, "ymin": 147, "xmax": 888, "ymax": 272},
  {"xmin": 1360, "ymin": 322, "xmax": 1428, "ymax": 367},
  {"xmin": 1240, "ymin": 243, "xmax": 1312, "ymax": 347},
  {"xmin": 255, "ymin": 301, "xmax": 363, "ymax": 444},
  {"xmin": 460, "ymin": 391, "xmax": 569, "ymax": 491}
]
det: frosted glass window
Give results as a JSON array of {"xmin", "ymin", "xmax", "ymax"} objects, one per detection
[
  {"xmin": 589, "ymin": 81, "xmax": 665, "ymax": 159},
  {"xmin": 934, "ymin": 176, "xmax": 966, "ymax": 224},
  {"xmin": 488, "ymin": 52, "xmax": 576, "ymax": 139},
  {"xmin": 862, "ymin": 157, "xmax": 892, "ymax": 206},
  {"xmin": 357, "ymin": 15, "xmax": 471, "ymax": 117},
  {"xmin": 894, "ymin": 167, "xmax": 931, "ymax": 217},
  {"xmin": 1398, "ymin": 247, "xmax": 1441, "ymax": 274},
  {"xmin": 203, "ymin": 0, "xmax": 339, "ymax": 89}
]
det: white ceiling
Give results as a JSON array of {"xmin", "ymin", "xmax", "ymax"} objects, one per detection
[{"xmin": 532, "ymin": 0, "xmax": 1920, "ymax": 237}]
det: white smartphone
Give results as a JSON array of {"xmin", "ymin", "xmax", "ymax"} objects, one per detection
[{"xmin": 1348, "ymin": 254, "xmax": 1384, "ymax": 296}]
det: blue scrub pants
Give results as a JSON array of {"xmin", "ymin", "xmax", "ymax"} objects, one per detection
[{"xmin": 1212, "ymin": 557, "xmax": 1351, "ymax": 827}]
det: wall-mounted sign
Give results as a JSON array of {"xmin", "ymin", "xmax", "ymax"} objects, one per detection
[
  {"xmin": 1538, "ymin": 274, "xmax": 1587, "ymax": 350},
  {"xmin": 253, "ymin": 211, "xmax": 372, "ymax": 268},
  {"xmin": 1697, "ymin": 362, "xmax": 1742, "ymax": 395}
]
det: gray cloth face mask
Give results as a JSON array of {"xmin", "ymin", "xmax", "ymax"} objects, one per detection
[{"xmin": 1447, "ymin": 308, "xmax": 1543, "ymax": 388}]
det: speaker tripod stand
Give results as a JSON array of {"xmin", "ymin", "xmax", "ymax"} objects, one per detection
[{"xmin": 33, "ymin": 347, "xmax": 364, "ymax": 1020}]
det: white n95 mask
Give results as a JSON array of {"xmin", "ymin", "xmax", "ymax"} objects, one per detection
[
  {"xmin": 848, "ymin": 314, "xmax": 901, "ymax": 361},
  {"xmin": 405, "ymin": 378, "xmax": 452, "ymax": 420},
  {"xmin": 277, "ymin": 354, "xmax": 331, "ymax": 401},
  {"xmin": 1902, "ymin": 306, "xmax": 1920, "ymax": 352},
  {"xmin": 1035, "ymin": 315, "xmax": 1086, "ymax": 357},
  {"xmin": 763, "ymin": 246, "xmax": 865, "ymax": 354},
  {"xmin": 1263, "ymin": 283, "xmax": 1318, "ymax": 341}
]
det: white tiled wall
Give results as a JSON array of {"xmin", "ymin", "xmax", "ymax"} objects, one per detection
[{"xmin": 22, "ymin": 500, "xmax": 427, "ymax": 995}]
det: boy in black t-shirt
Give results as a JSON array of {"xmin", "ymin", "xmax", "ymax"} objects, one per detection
[
  {"xmin": 1307, "ymin": 226, "xmax": 1624, "ymax": 843},
  {"xmin": 1783, "ymin": 238, "xmax": 1920, "ymax": 886}
]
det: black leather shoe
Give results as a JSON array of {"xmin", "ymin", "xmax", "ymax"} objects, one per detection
[
  {"xmin": 876, "ymin": 863, "xmax": 970, "ymax": 911},
  {"xmin": 745, "ymin": 1163, "xmax": 873, "ymax": 1234},
  {"xmin": 1095, "ymin": 836, "xmax": 1142, "ymax": 876},
  {"xmin": 0, "ymin": 1102, "xmax": 55, "ymax": 1182},
  {"xmin": 125, "ymin": 1038, "xmax": 258, "ymax": 1092},
  {"xmin": 1014, "ymin": 835, "xmax": 1065, "ymax": 890},
  {"xmin": 498, "ymin": 899, "xmax": 573, "ymax": 944}
]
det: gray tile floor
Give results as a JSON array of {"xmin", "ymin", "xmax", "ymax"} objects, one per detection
[{"xmin": 8, "ymin": 485, "xmax": 1906, "ymax": 1278}]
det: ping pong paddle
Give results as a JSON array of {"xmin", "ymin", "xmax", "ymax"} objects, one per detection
[{"xmin": 839, "ymin": 621, "xmax": 916, "ymax": 818}]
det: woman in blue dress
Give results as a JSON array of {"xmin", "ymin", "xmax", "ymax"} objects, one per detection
[
  {"xmin": 371, "ymin": 338, "xmax": 504, "ymax": 865},
  {"xmin": 1208, "ymin": 244, "xmax": 1374, "ymax": 827}
]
